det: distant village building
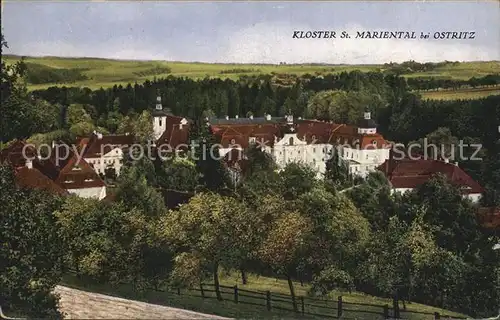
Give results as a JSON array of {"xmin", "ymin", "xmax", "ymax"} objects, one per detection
[
  {"xmin": 0, "ymin": 140, "xmax": 105, "ymax": 200},
  {"xmin": 79, "ymin": 132, "xmax": 134, "ymax": 176},
  {"xmin": 377, "ymin": 152, "xmax": 484, "ymax": 203},
  {"xmin": 51, "ymin": 144, "xmax": 107, "ymax": 200}
]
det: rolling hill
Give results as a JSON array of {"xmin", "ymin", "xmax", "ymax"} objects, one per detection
[{"xmin": 4, "ymin": 55, "xmax": 500, "ymax": 101}]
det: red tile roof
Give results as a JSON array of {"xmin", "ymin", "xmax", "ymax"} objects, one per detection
[
  {"xmin": 157, "ymin": 115, "xmax": 191, "ymax": 150},
  {"xmin": 82, "ymin": 133, "xmax": 134, "ymax": 158},
  {"xmin": 377, "ymin": 156, "xmax": 484, "ymax": 194},
  {"xmin": 15, "ymin": 166, "xmax": 68, "ymax": 195},
  {"xmin": 210, "ymin": 119, "xmax": 391, "ymax": 150},
  {"xmin": 211, "ymin": 123, "xmax": 284, "ymax": 149},
  {"xmin": 1, "ymin": 140, "xmax": 106, "ymax": 194},
  {"xmin": 54, "ymin": 152, "xmax": 105, "ymax": 190}
]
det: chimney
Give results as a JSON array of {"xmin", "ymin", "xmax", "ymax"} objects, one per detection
[
  {"xmin": 250, "ymin": 115, "xmax": 254, "ymax": 120},
  {"xmin": 26, "ymin": 159, "xmax": 33, "ymax": 169},
  {"xmin": 225, "ymin": 115, "xmax": 229, "ymax": 120},
  {"xmin": 266, "ymin": 114, "xmax": 271, "ymax": 121},
  {"xmin": 96, "ymin": 132, "xmax": 103, "ymax": 140},
  {"xmin": 444, "ymin": 158, "xmax": 449, "ymax": 164},
  {"xmin": 235, "ymin": 115, "xmax": 239, "ymax": 119},
  {"xmin": 179, "ymin": 123, "xmax": 183, "ymax": 130},
  {"xmin": 454, "ymin": 161, "xmax": 459, "ymax": 167},
  {"xmin": 364, "ymin": 111, "xmax": 371, "ymax": 120}
]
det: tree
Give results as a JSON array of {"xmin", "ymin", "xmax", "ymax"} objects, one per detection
[
  {"xmin": 114, "ymin": 164, "xmax": 165, "ymax": 218},
  {"xmin": 192, "ymin": 125, "xmax": 228, "ymax": 192},
  {"xmin": 0, "ymin": 165, "xmax": 64, "ymax": 318},
  {"xmin": 158, "ymin": 156, "xmax": 199, "ymax": 193},
  {"xmin": 134, "ymin": 110, "xmax": 154, "ymax": 144},
  {"xmin": 55, "ymin": 196, "xmax": 171, "ymax": 289},
  {"xmin": 279, "ymin": 162, "xmax": 317, "ymax": 200},
  {"xmin": 162, "ymin": 193, "xmax": 255, "ymax": 300},
  {"xmin": 325, "ymin": 146, "xmax": 351, "ymax": 189},
  {"xmin": 258, "ymin": 211, "xmax": 313, "ymax": 311}
]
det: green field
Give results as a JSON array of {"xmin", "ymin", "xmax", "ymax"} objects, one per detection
[
  {"xmin": 4, "ymin": 55, "xmax": 500, "ymax": 92},
  {"xmin": 419, "ymin": 85, "xmax": 500, "ymax": 100},
  {"xmin": 61, "ymin": 272, "xmax": 468, "ymax": 319}
]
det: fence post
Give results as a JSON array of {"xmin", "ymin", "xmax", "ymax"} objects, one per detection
[
  {"xmin": 200, "ymin": 283, "xmax": 205, "ymax": 298},
  {"xmin": 266, "ymin": 291, "xmax": 271, "ymax": 311},
  {"xmin": 300, "ymin": 296, "xmax": 305, "ymax": 315},
  {"xmin": 234, "ymin": 285, "xmax": 238, "ymax": 303},
  {"xmin": 337, "ymin": 296, "xmax": 343, "ymax": 318},
  {"xmin": 393, "ymin": 295, "xmax": 400, "ymax": 319},
  {"xmin": 434, "ymin": 312, "xmax": 441, "ymax": 319},
  {"xmin": 383, "ymin": 304, "xmax": 389, "ymax": 319}
]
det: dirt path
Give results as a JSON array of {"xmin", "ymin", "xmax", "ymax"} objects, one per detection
[{"xmin": 54, "ymin": 285, "xmax": 230, "ymax": 319}]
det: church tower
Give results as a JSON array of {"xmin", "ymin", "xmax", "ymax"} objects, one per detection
[
  {"xmin": 357, "ymin": 109, "xmax": 377, "ymax": 135},
  {"xmin": 152, "ymin": 93, "xmax": 168, "ymax": 140}
]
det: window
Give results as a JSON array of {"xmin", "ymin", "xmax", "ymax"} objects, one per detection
[
  {"xmin": 372, "ymin": 140, "xmax": 377, "ymax": 145},
  {"xmin": 313, "ymin": 148, "xmax": 316, "ymax": 153},
  {"xmin": 159, "ymin": 119, "xmax": 162, "ymax": 126},
  {"xmin": 311, "ymin": 135, "xmax": 316, "ymax": 141},
  {"xmin": 231, "ymin": 139, "xmax": 236, "ymax": 145},
  {"xmin": 64, "ymin": 180, "xmax": 74, "ymax": 183},
  {"xmin": 249, "ymin": 137, "xmax": 256, "ymax": 144},
  {"xmin": 289, "ymin": 137, "xmax": 294, "ymax": 145}
]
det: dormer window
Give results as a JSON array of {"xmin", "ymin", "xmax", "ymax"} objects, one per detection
[
  {"xmin": 64, "ymin": 180, "xmax": 74, "ymax": 183},
  {"xmin": 84, "ymin": 178, "xmax": 94, "ymax": 182},
  {"xmin": 311, "ymin": 135, "xmax": 316, "ymax": 141},
  {"xmin": 249, "ymin": 137, "xmax": 256, "ymax": 144},
  {"xmin": 72, "ymin": 166, "xmax": 82, "ymax": 171},
  {"xmin": 230, "ymin": 139, "xmax": 236, "ymax": 145}
]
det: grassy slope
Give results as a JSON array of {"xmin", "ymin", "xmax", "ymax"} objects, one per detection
[{"xmin": 61, "ymin": 272, "xmax": 468, "ymax": 320}]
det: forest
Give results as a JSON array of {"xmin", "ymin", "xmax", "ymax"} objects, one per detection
[{"xmin": 1, "ymin": 33, "xmax": 500, "ymax": 319}]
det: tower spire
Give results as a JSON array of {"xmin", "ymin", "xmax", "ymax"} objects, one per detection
[{"xmin": 156, "ymin": 90, "xmax": 162, "ymax": 111}]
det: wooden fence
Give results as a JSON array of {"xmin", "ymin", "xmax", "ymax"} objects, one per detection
[
  {"xmin": 166, "ymin": 283, "xmax": 466, "ymax": 319},
  {"xmin": 64, "ymin": 270, "xmax": 467, "ymax": 319}
]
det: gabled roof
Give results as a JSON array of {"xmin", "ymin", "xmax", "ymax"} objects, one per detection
[
  {"xmin": 157, "ymin": 115, "xmax": 191, "ymax": 150},
  {"xmin": 377, "ymin": 157, "xmax": 484, "ymax": 194},
  {"xmin": 15, "ymin": 166, "xmax": 68, "ymax": 195},
  {"xmin": 82, "ymin": 133, "xmax": 134, "ymax": 158},
  {"xmin": 54, "ymin": 149, "xmax": 105, "ymax": 190},
  {"xmin": 211, "ymin": 123, "xmax": 281, "ymax": 149}
]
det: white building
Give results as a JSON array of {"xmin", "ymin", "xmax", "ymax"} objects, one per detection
[
  {"xmin": 210, "ymin": 111, "xmax": 391, "ymax": 180},
  {"xmin": 81, "ymin": 131, "xmax": 134, "ymax": 177}
]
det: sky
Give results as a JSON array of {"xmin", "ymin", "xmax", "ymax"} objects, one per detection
[{"xmin": 2, "ymin": 1, "xmax": 499, "ymax": 64}]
